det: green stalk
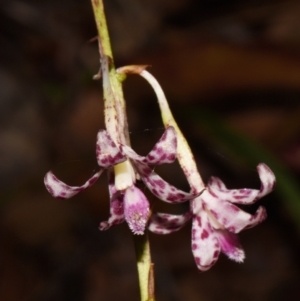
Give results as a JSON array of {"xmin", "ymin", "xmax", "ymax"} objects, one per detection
[
  {"xmin": 91, "ymin": 0, "xmax": 128, "ymax": 144},
  {"xmin": 134, "ymin": 233, "xmax": 155, "ymax": 301},
  {"xmin": 90, "ymin": 1, "xmax": 154, "ymax": 300},
  {"xmin": 90, "ymin": 0, "xmax": 112, "ymax": 58}
]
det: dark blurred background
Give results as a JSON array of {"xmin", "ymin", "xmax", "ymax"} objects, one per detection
[{"xmin": 1, "ymin": 0, "xmax": 300, "ymax": 300}]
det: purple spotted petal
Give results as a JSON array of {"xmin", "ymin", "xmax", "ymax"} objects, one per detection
[
  {"xmin": 214, "ymin": 229, "xmax": 245, "ymax": 262},
  {"xmin": 256, "ymin": 163, "xmax": 276, "ymax": 198},
  {"xmin": 208, "ymin": 163, "xmax": 275, "ymax": 205},
  {"xmin": 121, "ymin": 144, "xmax": 145, "ymax": 162},
  {"xmin": 99, "ymin": 170, "xmax": 125, "ymax": 230},
  {"xmin": 123, "ymin": 185, "xmax": 150, "ymax": 235},
  {"xmin": 122, "ymin": 144, "xmax": 196, "ymax": 203},
  {"xmin": 192, "ymin": 207, "xmax": 220, "ymax": 271},
  {"xmin": 44, "ymin": 170, "xmax": 103, "ymax": 199},
  {"xmin": 242, "ymin": 206, "xmax": 267, "ymax": 230},
  {"xmin": 121, "ymin": 127, "xmax": 177, "ymax": 166},
  {"xmin": 96, "ymin": 130, "xmax": 126, "ymax": 168},
  {"xmin": 207, "ymin": 177, "xmax": 227, "ymax": 190},
  {"xmin": 208, "ymin": 177, "xmax": 258, "ymax": 205},
  {"xmin": 202, "ymin": 190, "xmax": 267, "ymax": 233},
  {"xmin": 148, "ymin": 211, "xmax": 192, "ymax": 234},
  {"xmin": 145, "ymin": 126, "xmax": 177, "ymax": 165},
  {"xmin": 136, "ymin": 162, "xmax": 198, "ymax": 203},
  {"xmin": 99, "ymin": 196, "xmax": 125, "ymax": 230}
]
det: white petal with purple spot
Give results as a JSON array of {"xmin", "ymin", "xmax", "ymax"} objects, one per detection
[
  {"xmin": 44, "ymin": 170, "xmax": 103, "ymax": 199},
  {"xmin": 99, "ymin": 171, "xmax": 125, "ymax": 230},
  {"xmin": 137, "ymin": 162, "xmax": 198, "ymax": 203},
  {"xmin": 121, "ymin": 144, "xmax": 145, "ymax": 162},
  {"xmin": 202, "ymin": 189, "xmax": 267, "ymax": 233},
  {"xmin": 96, "ymin": 130, "xmax": 126, "ymax": 168},
  {"xmin": 148, "ymin": 211, "xmax": 192, "ymax": 234},
  {"xmin": 256, "ymin": 163, "xmax": 276, "ymax": 198},
  {"xmin": 208, "ymin": 177, "xmax": 258, "ymax": 205},
  {"xmin": 191, "ymin": 208, "xmax": 220, "ymax": 271},
  {"xmin": 99, "ymin": 196, "xmax": 125, "ymax": 230},
  {"xmin": 208, "ymin": 163, "xmax": 275, "ymax": 205},
  {"xmin": 145, "ymin": 126, "xmax": 177, "ymax": 165}
]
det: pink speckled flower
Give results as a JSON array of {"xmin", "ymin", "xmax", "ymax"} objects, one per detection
[
  {"xmin": 149, "ymin": 163, "xmax": 275, "ymax": 271},
  {"xmin": 44, "ymin": 126, "xmax": 197, "ymax": 235}
]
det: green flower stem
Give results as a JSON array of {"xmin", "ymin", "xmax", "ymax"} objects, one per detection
[
  {"xmin": 134, "ymin": 233, "xmax": 155, "ymax": 301},
  {"xmin": 90, "ymin": 1, "xmax": 154, "ymax": 300},
  {"xmin": 90, "ymin": 0, "xmax": 128, "ymax": 145},
  {"xmin": 90, "ymin": 0, "xmax": 112, "ymax": 58}
]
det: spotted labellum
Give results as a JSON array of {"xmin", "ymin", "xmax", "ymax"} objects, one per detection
[
  {"xmin": 149, "ymin": 163, "xmax": 276, "ymax": 271},
  {"xmin": 44, "ymin": 126, "xmax": 198, "ymax": 235}
]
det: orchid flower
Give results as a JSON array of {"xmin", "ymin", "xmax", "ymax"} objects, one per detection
[
  {"xmin": 116, "ymin": 66, "xmax": 276, "ymax": 271},
  {"xmin": 149, "ymin": 163, "xmax": 275, "ymax": 271},
  {"xmin": 44, "ymin": 126, "xmax": 199, "ymax": 235},
  {"xmin": 45, "ymin": 55, "xmax": 200, "ymax": 235}
]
